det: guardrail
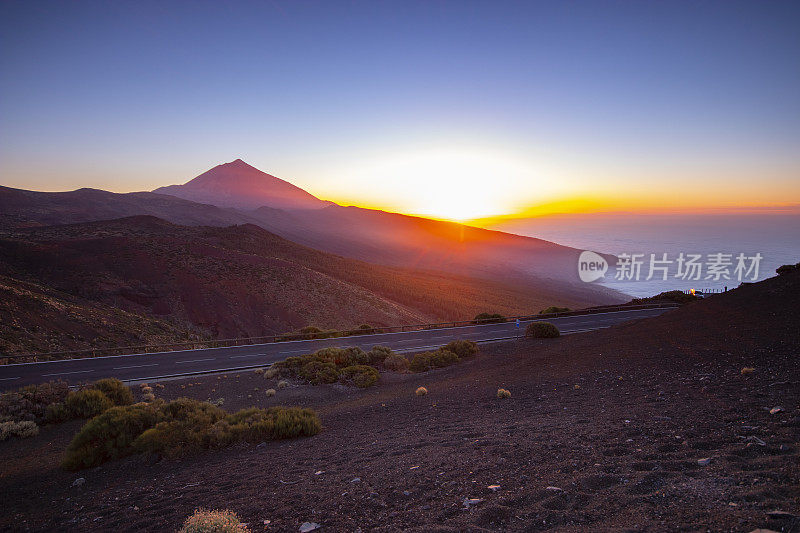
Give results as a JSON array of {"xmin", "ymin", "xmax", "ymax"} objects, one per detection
[{"xmin": 1, "ymin": 302, "xmax": 679, "ymax": 363}]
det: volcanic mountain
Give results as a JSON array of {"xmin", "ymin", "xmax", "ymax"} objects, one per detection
[{"xmin": 153, "ymin": 159, "xmax": 329, "ymax": 210}]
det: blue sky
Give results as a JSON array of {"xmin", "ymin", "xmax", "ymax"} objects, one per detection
[{"xmin": 1, "ymin": 1, "xmax": 798, "ymax": 218}]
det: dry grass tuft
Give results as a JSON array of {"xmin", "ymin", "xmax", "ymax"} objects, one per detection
[
  {"xmin": 497, "ymin": 388, "xmax": 512, "ymax": 399},
  {"xmin": 265, "ymin": 389, "xmax": 276, "ymax": 397},
  {"xmin": 178, "ymin": 508, "xmax": 251, "ymax": 533},
  {"xmin": 741, "ymin": 367, "xmax": 755, "ymax": 375},
  {"xmin": 415, "ymin": 386, "xmax": 428, "ymax": 396}
]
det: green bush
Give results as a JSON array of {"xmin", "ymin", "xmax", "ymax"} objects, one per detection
[
  {"xmin": 342, "ymin": 346, "xmax": 370, "ymax": 366},
  {"xmin": 65, "ymin": 389, "xmax": 114, "ymax": 419},
  {"xmin": 525, "ymin": 322, "xmax": 560, "ymax": 338},
  {"xmin": 409, "ymin": 349, "xmax": 459, "ymax": 372},
  {"xmin": 299, "ymin": 361, "xmax": 340, "ymax": 385},
  {"xmin": 383, "ymin": 352, "xmax": 410, "ymax": 372},
  {"xmin": 339, "ymin": 365, "xmax": 379, "ymax": 388},
  {"xmin": 367, "ymin": 345, "xmax": 393, "ymax": 365},
  {"xmin": 355, "ymin": 324, "xmax": 376, "ymax": 334},
  {"xmin": 443, "ymin": 340, "xmax": 478, "ymax": 358},
  {"xmin": 179, "ymin": 509, "xmax": 251, "ymax": 533},
  {"xmin": 628, "ymin": 290, "xmax": 698, "ymax": 305},
  {"xmin": 473, "ymin": 313, "xmax": 506, "ymax": 324},
  {"xmin": 539, "ymin": 306, "xmax": 570, "ymax": 315},
  {"xmin": 44, "ymin": 402, "xmax": 70, "ymax": 424},
  {"xmin": 93, "ymin": 378, "xmax": 134, "ymax": 406},
  {"xmin": 299, "ymin": 326, "xmax": 323, "ymax": 335},
  {"xmin": 0, "ymin": 381, "xmax": 70, "ymax": 424},
  {"xmin": 62, "ymin": 403, "xmax": 159, "ymax": 470},
  {"xmin": 63, "ymin": 399, "xmax": 321, "ymax": 470}
]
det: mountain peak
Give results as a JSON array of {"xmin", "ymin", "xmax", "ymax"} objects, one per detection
[{"xmin": 153, "ymin": 160, "xmax": 329, "ymax": 211}]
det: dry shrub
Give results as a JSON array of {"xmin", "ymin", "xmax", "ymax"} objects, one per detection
[
  {"xmin": 443, "ymin": 340, "xmax": 479, "ymax": 358},
  {"xmin": 525, "ymin": 322, "xmax": 560, "ymax": 338},
  {"xmin": 415, "ymin": 387, "xmax": 428, "ymax": 396},
  {"xmin": 383, "ymin": 352, "xmax": 410, "ymax": 372},
  {"xmin": 409, "ymin": 349, "xmax": 459, "ymax": 372},
  {"xmin": 93, "ymin": 378, "xmax": 134, "ymax": 406},
  {"xmin": 0, "ymin": 420, "xmax": 39, "ymax": 441},
  {"xmin": 339, "ymin": 365, "xmax": 379, "ymax": 388},
  {"xmin": 497, "ymin": 388, "xmax": 512, "ymax": 399},
  {"xmin": 0, "ymin": 381, "xmax": 70, "ymax": 424},
  {"xmin": 179, "ymin": 509, "xmax": 250, "ymax": 533},
  {"xmin": 367, "ymin": 345, "xmax": 393, "ymax": 366},
  {"xmin": 741, "ymin": 367, "xmax": 755, "ymax": 375},
  {"xmin": 277, "ymin": 380, "xmax": 288, "ymax": 389},
  {"xmin": 299, "ymin": 361, "xmax": 340, "ymax": 385},
  {"xmin": 253, "ymin": 368, "xmax": 265, "ymax": 375},
  {"xmin": 264, "ymin": 368, "xmax": 278, "ymax": 379},
  {"xmin": 62, "ymin": 398, "xmax": 321, "ymax": 470},
  {"xmin": 265, "ymin": 389, "xmax": 276, "ymax": 397}
]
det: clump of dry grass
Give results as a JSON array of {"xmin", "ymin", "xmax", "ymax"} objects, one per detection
[
  {"xmin": 415, "ymin": 386, "xmax": 428, "ymax": 396},
  {"xmin": 141, "ymin": 386, "xmax": 153, "ymax": 395},
  {"xmin": 179, "ymin": 508, "xmax": 251, "ymax": 533},
  {"xmin": 497, "ymin": 388, "xmax": 511, "ymax": 399},
  {"xmin": 277, "ymin": 380, "xmax": 288, "ymax": 389},
  {"xmin": 0, "ymin": 420, "xmax": 39, "ymax": 441},
  {"xmin": 142, "ymin": 392, "xmax": 156, "ymax": 403},
  {"xmin": 741, "ymin": 367, "xmax": 755, "ymax": 375},
  {"xmin": 253, "ymin": 368, "xmax": 265, "ymax": 375},
  {"xmin": 265, "ymin": 389, "xmax": 276, "ymax": 397},
  {"xmin": 264, "ymin": 368, "xmax": 278, "ymax": 379}
]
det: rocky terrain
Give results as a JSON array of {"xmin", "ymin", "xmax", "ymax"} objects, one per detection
[{"xmin": 0, "ymin": 271, "xmax": 797, "ymax": 531}]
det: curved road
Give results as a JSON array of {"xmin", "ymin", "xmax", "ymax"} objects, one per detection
[{"xmin": 0, "ymin": 308, "xmax": 673, "ymax": 389}]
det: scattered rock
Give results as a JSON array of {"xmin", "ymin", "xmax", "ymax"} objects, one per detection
[
  {"xmin": 72, "ymin": 478, "xmax": 85, "ymax": 487},
  {"xmin": 350, "ymin": 477, "xmax": 361, "ymax": 483},
  {"xmin": 487, "ymin": 485, "xmax": 501, "ymax": 492},
  {"xmin": 769, "ymin": 406, "xmax": 783, "ymax": 415},
  {"xmin": 299, "ymin": 522, "xmax": 321, "ymax": 532},
  {"xmin": 462, "ymin": 498, "xmax": 483, "ymax": 509},
  {"xmin": 697, "ymin": 457, "xmax": 712, "ymax": 466},
  {"xmin": 767, "ymin": 510, "xmax": 795, "ymax": 519},
  {"xmin": 545, "ymin": 486, "xmax": 563, "ymax": 491},
  {"xmin": 314, "ymin": 470, "xmax": 325, "ymax": 475}
]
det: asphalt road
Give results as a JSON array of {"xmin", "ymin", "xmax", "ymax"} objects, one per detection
[{"xmin": 0, "ymin": 308, "xmax": 673, "ymax": 389}]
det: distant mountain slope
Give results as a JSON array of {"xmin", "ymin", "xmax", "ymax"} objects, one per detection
[
  {"xmin": 0, "ymin": 185, "xmax": 257, "ymax": 229},
  {"xmin": 0, "ymin": 217, "xmax": 610, "ymax": 344},
  {"xmin": 0, "ymin": 274, "xmax": 204, "ymax": 356},
  {"xmin": 154, "ymin": 159, "xmax": 329, "ymax": 210}
]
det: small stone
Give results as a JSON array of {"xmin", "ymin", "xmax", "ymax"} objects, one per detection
[
  {"xmin": 487, "ymin": 485, "xmax": 501, "ymax": 492},
  {"xmin": 697, "ymin": 457, "xmax": 712, "ymax": 466},
  {"xmin": 545, "ymin": 486, "xmax": 562, "ymax": 491},
  {"xmin": 314, "ymin": 470, "xmax": 324, "ymax": 475},
  {"xmin": 769, "ymin": 407, "xmax": 783, "ymax": 415},
  {"xmin": 403, "ymin": 490, "xmax": 410, "ymax": 496},
  {"xmin": 463, "ymin": 498, "xmax": 483, "ymax": 508},
  {"xmin": 350, "ymin": 477, "xmax": 361, "ymax": 483},
  {"xmin": 299, "ymin": 522, "xmax": 321, "ymax": 532},
  {"xmin": 72, "ymin": 478, "xmax": 85, "ymax": 487}
]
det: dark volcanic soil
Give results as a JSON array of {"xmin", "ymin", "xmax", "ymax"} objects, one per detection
[{"xmin": 1, "ymin": 273, "xmax": 799, "ymax": 532}]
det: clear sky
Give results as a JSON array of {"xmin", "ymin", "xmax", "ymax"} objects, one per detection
[{"xmin": 1, "ymin": 1, "xmax": 798, "ymax": 220}]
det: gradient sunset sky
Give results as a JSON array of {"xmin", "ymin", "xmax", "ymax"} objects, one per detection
[{"xmin": 1, "ymin": 1, "xmax": 798, "ymax": 221}]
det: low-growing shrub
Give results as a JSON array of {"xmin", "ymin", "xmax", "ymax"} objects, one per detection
[
  {"xmin": 354, "ymin": 324, "xmax": 376, "ymax": 334},
  {"xmin": 264, "ymin": 367, "xmax": 278, "ymax": 379},
  {"xmin": 265, "ymin": 389, "xmax": 276, "ymax": 397},
  {"xmin": 93, "ymin": 378, "xmax": 134, "ymax": 406},
  {"xmin": 741, "ymin": 367, "xmax": 755, "ymax": 375},
  {"xmin": 254, "ymin": 368, "xmax": 265, "ymax": 375},
  {"xmin": 277, "ymin": 380, "xmax": 288, "ymax": 389},
  {"xmin": 367, "ymin": 345, "xmax": 393, "ymax": 366},
  {"xmin": 0, "ymin": 420, "xmax": 39, "ymax": 441},
  {"xmin": 497, "ymin": 388, "xmax": 512, "ymax": 399},
  {"xmin": 300, "ymin": 361, "xmax": 340, "ymax": 385},
  {"xmin": 62, "ymin": 403, "xmax": 159, "ymax": 470},
  {"xmin": 383, "ymin": 352, "xmax": 410, "ymax": 372},
  {"xmin": 142, "ymin": 392, "xmax": 156, "ymax": 402},
  {"xmin": 65, "ymin": 389, "xmax": 114, "ymax": 419},
  {"xmin": 0, "ymin": 381, "xmax": 70, "ymax": 424},
  {"xmin": 415, "ymin": 387, "xmax": 428, "ymax": 396},
  {"xmin": 473, "ymin": 313, "xmax": 506, "ymax": 324},
  {"xmin": 776, "ymin": 262, "xmax": 800, "ymax": 275},
  {"xmin": 63, "ymin": 398, "xmax": 321, "ymax": 470},
  {"xmin": 525, "ymin": 322, "xmax": 560, "ymax": 338},
  {"xmin": 443, "ymin": 340, "xmax": 478, "ymax": 358},
  {"xmin": 339, "ymin": 365, "xmax": 379, "ymax": 388},
  {"xmin": 409, "ymin": 349, "xmax": 459, "ymax": 372},
  {"xmin": 179, "ymin": 509, "xmax": 251, "ymax": 533},
  {"xmin": 539, "ymin": 306, "xmax": 570, "ymax": 315}
]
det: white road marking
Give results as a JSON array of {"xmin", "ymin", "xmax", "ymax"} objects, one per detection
[
  {"xmin": 112, "ymin": 363, "xmax": 159, "ymax": 370},
  {"xmin": 0, "ymin": 376, "xmax": 20, "ymax": 381},
  {"xmin": 175, "ymin": 358, "xmax": 215, "ymax": 364},
  {"xmin": 42, "ymin": 370, "xmax": 94, "ymax": 377},
  {"xmin": 229, "ymin": 354, "xmax": 267, "ymax": 359}
]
